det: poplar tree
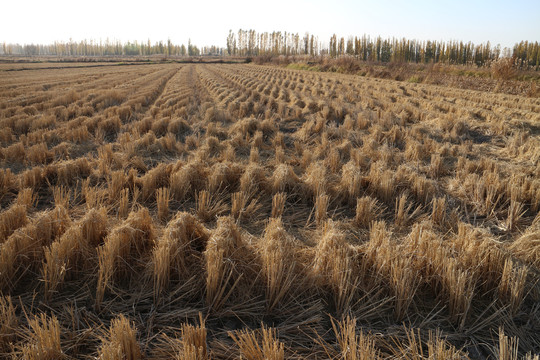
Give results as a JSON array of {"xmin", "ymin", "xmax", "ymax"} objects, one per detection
[
  {"xmin": 227, "ymin": 30, "xmax": 235, "ymax": 56},
  {"xmin": 303, "ymin": 33, "xmax": 309, "ymax": 55},
  {"xmin": 330, "ymin": 34, "xmax": 337, "ymax": 57},
  {"xmin": 338, "ymin": 37, "xmax": 345, "ymax": 56},
  {"xmin": 346, "ymin": 37, "xmax": 354, "ymax": 55}
]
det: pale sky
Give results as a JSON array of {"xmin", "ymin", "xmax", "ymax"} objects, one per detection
[{"xmin": 1, "ymin": 0, "xmax": 539, "ymax": 50}]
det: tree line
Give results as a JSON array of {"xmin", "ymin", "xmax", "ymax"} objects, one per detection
[
  {"xmin": 328, "ymin": 35, "xmax": 502, "ymax": 66},
  {"xmin": 327, "ymin": 35, "xmax": 539, "ymax": 69},
  {"xmin": 226, "ymin": 29, "xmax": 539, "ymax": 69},
  {"xmin": 226, "ymin": 29, "xmax": 320, "ymax": 57},
  {"xmin": 0, "ymin": 39, "xmax": 224, "ymax": 57},
  {"xmin": 1, "ymin": 32, "xmax": 538, "ymax": 69},
  {"xmin": 513, "ymin": 41, "xmax": 540, "ymax": 69}
]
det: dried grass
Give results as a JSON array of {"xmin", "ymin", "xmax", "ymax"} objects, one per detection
[
  {"xmin": 354, "ymin": 196, "xmax": 382, "ymax": 228},
  {"xmin": 156, "ymin": 187, "xmax": 170, "ymax": 223},
  {"xmin": 177, "ymin": 313, "xmax": 208, "ymax": 359},
  {"xmin": 314, "ymin": 222, "xmax": 357, "ymax": 314},
  {"xmin": 498, "ymin": 258, "xmax": 528, "ymax": 315},
  {"xmin": 259, "ymin": 218, "xmax": 297, "ymax": 312},
  {"xmin": 204, "ymin": 217, "xmax": 253, "ymax": 311},
  {"xmin": 96, "ymin": 208, "xmax": 154, "ymax": 307},
  {"xmin": 314, "ymin": 193, "xmax": 329, "ymax": 226},
  {"xmin": 0, "ymin": 296, "xmax": 17, "ymax": 352},
  {"xmin": 21, "ymin": 314, "xmax": 62, "ymax": 360},
  {"xmin": 152, "ymin": 212, "xmax": 208, "ymax": 300},
  {"xmin": 271, "ymin": 192, "xmax": 286, "ymax": 218},
  {"xmin": 98, "ymin": 314, "xmax": 142, "ymax": 360},
  {"xmin": 0, "ymin": 204, "xmax": 28, "ymax": 243},
  {"xmin": 196, "ymin": 190, "xmax": 227, "ymax": 223},
  {"xmin": 331, "ymin": 316, "xmax": 378, "ymax": 360},
  {"xmin": 229, "ymin": 324, "xmax": 285, "ymax": 360}
]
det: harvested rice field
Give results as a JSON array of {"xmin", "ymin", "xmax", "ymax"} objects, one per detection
[{"xmin": 0, "ymin": 62, "xmax": 539, "ymax": 359}]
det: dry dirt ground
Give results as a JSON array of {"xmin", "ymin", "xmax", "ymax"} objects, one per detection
[{"xmin": 0, "ymin": 63, "xmax": 539, "ymax": 359}]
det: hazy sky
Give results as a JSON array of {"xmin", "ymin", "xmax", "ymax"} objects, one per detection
[{"xmin": 2, "ymin": 0, "xmax": 539, "ymax": 49}]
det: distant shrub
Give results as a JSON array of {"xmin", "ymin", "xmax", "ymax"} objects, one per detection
[
  {"xmin": 332, "ymin": 56, "xmax": 360, "ymax": 72},
  {"xmin": 526, "ymin": 81, "xmax": 538, "ymax": 97},
  {"xmin": 407, "ymin": 75, "xmax": 423, "ymax": 83},
  {"xmin": 272, "ymin": 55, "xmax": 292, "ymax": 66},
  {"xmin": 491, "ymin": 57, "xmax": 516, "ymax": 81},
  {"xmin": 253, "ymin": 55, "xmax": 273, "ymax": 64}
]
